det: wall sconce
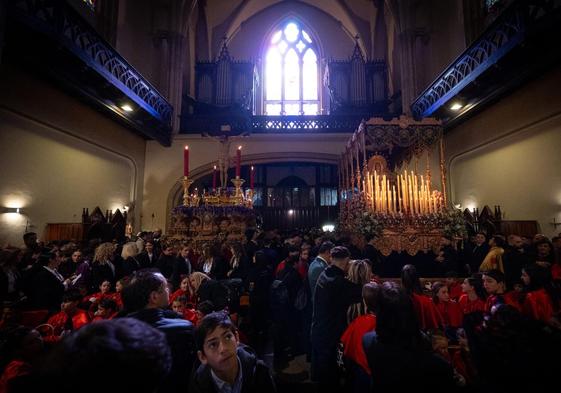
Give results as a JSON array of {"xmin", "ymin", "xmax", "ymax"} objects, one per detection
[{"xmin": 1, "ymin": 207, "xmax": 23, "ymax": 214}]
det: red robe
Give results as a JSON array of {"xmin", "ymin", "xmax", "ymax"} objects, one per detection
[
  {"xmin": 458, "ymin": 294, "xmax": 486, "ymax": 315},
  {"xmin": 0, "ymin": 360, "xmax": 32, "ymax": 393},
  {"xmin": 170, "ymin": 289, "xmax": 189, "ymax": 304},
  {"xmin": 551, "ymin": 264, "xmax": 561, "ymax": 281},
  {"xmin": 340, "ymin": 314, "xmax": 377, "ymax": 375},
  {"xmin": 485, "ymin": 291, "xmax": 522, "ymax": 313},
  {"xmin": 110, "ymin": 292, "xmax": 123, "ymax": 310},
  {"xmin": 412, "ymin": 293, "xmax": 443, "ymax": 330},
  {"xmin": 182, "ymin": 308, "xmax": 198, "ymax": 324},
  {"xmin": 448, "ymin": 282, "xmax": 463, "ymax": 301},
  {"xmin": 275, "ymin": 260, "xmax": 287, "ymax": 276},
  {"xmin": 522, "ymin": 288, "xmax": 556, "ymax": 323},
  {"xmin": 435, "ymin": 301, "xmax": 463, "ymax": 328},
  {"xmin": 47, "ymin": 309, "xmax": 90, "ymax": 336},
  {"xmin": 296, "ymin": 260, "xmax": 308, "ymax": 280},
  {"xmin": 84, "ymin": 292, "xmax": 115, "ymax": 307}
]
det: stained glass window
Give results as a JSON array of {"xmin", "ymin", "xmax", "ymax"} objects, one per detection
[{"xmin": 264, "ymin": 22, "xmax": 319, "ymax": 116}]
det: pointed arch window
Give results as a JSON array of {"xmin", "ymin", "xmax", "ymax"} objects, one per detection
[{"xmin": 264, "ymin": 22, "xmax": 319, "ymax": 115}]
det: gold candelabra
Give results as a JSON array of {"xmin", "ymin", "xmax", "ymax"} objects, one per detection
[{"xmin": 182, "ymin": 176, "xmax": 194, "ymax": 206}]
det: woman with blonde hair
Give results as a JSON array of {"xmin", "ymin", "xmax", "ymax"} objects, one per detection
[
  {"xmin": 346, "ymin": 259, "xmax": 372, "ymax": 323},
  {"xmin": 121, "ymin": 242, "xmax": 140, "ymax": 278},
  {"xmin": 188, "ymin": 271, "xmax": 229, "ymax": 311},
  {"xmin": 188, "ymin": 272, "xmax": 210, "ymax": 299},
  {"xmin": 91, "ymin": 242, "xmax": 117, "ymax": 290}
]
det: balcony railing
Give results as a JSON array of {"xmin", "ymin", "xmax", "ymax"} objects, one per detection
[
  {"xmin": 411, "ymin": 0, "xmax": 561, "ymax": 119},
  {"xmin": 181, "ymin": 113, "xmax": 367, "ymax": 134},
  {"xmin": 8, "ymin": 0, "xmax": 173, "ymax": 144}
]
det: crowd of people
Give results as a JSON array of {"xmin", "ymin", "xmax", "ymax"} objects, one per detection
[{"xmin": 1, "ymin": 227, "xmax": 561, "ymax": 393}]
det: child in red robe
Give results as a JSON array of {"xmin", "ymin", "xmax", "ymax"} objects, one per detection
[
  {"xmin": 171, "ymin": 295, "xmax": 198, "ymax": 325},
  {"xmin": 520, "ymin": 264, "xmax": 560, "ymax": 323},
  {"xmin": 482, "ymin": 269, "xmax": 521, "ymax": 313},
  {"xmin": 91, "ymin": 298, "xmax": 118, "ymax": 322},
  {"xmin": 445, "ymin": 272, "xmax": 463, "ymax": 301},
  {"xmin": 111, "ymin": 278, "xmax": 127, "ymax": 311},
  {"xmin": 340, "ymin": 283, "xmax": 378, "ymax": 393},
  {"xmin": 169, "ymin": 276, "xmax": 189, "ymax": 304},
  {"xmin": 340, "ymin": 283, "xmax": 378, "ymax": 376},
  {"xmin": 432, "ymin": 282, "xmax": 463, "ymax": 329},
  {"xmin": 47, "ymin": 291, "xmax": 90, "ymax": 338},
  {"xmin": 402, "ymin": 265, "xmax": 442, "ymax": 330},
  {"xmin": 84, "ymin": 280, "xmax": 114, "ymax": 311},
  {"xmin": 458, "ymin": 276, "xmax": 487, "ymax": 315}
]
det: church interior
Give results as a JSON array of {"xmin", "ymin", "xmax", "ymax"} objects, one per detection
[{"xmin": 1, "ymin": 0, "xmax": 561, "ymax": 392}]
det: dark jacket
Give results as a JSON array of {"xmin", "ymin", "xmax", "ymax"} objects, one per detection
[
  {"xmin": 465, "ymin": 242, "xmax": 490, "ymax": 274},
  {"xmin": 156, "ymin": 254, "xmax": 176, "ymax": 279},
  {"xmin": 311, "ymin": 264, "xmax": 362, "ymax": 349},
  {"xmin": 122, "ymin": 256, "xmax": 141, "ymax": 278},
  {"xmin": 189, "ymin": 345, "xmax": 276, "ymax": 393},
  {"xmin": 137, "ymin": 251, "xmax": 158, "ymax": 268},
  {"xmin": 28, "ymin": 267, "xmax": 65, "ymax": 312},
  {"xmin": 90, "ymin": 261, "xmax": 116, "ymax": 291},
  {"xmin": 127, "ymin": 308, "xmax": 195, "ymax": 393},
  {"xmin": 171, "ymin": 256, "xmax": 192, "ymax": 289},
  {"xmin": 364, "ymin": 332, "xmax": 456, "ymax": 393},
  {"xmin": 197, "ymin": 279, "xmax": 230, "ymax": 311}
]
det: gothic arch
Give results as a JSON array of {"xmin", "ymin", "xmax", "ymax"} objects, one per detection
[{"xmin": 222, "ymin": 0, "xmax": 366, "ymax": 55}]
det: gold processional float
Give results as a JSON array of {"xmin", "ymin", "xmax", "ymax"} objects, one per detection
[
  {"xmin": 168, "ymin": 138, "xmax": 257, "ymax": 243},
  {"xmin": 339, "ymin": 116, "xmax": 466, "ymax": 256}
]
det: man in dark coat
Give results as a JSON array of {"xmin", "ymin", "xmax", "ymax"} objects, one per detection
[
  {"xmin": 28, "ymin": 252, "xmax": 68, "ymax": 312},
  {"xmin": 310, "ymin": 246, "xmax": 362, "ymax": 392},
  {"xmin": 122, "ymin": 269, "xmax": 195, "ymax": 393}
]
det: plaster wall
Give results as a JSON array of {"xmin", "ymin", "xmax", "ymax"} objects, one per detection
[
  {"xmin": 445, "ymin": 68, "xmax": 561, "ymax": 237},
  {"xmin": 0, "ymin": 66, "xmax": 145, "ymax": 246}
]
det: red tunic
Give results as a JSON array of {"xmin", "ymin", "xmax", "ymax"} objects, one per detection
[
  {"xmin": 340, "ymin": 314, "xmax": 377, "ymax": 375},
  {"xmin": 170, "ymin": 289, "xmax": 188, "ymax": 304},
  {"xmin": 458, "ymin": 294, "xmax": 486, "ymax": 315},
  {"xmin": 551, "ymin": 264, "xmax": 561, "ymax": 281},
  {"xmin": 448, "ymin": 282, "xmax": 463, "ymax": 301},
  {"xmin": 435, "ymin": 301, "xmax": 463, "ymax": 328},
  {"xmin": 522, "ymin": 288, "xmax": 556, "ymax": 323},
  {"xmin": 0, "ymin": 360, "xmax": 32, "ymax": 393},
  {"xmin": 296, "ymin": 260, "xmax": 308, "ymax": 280},
  {"xmin": 275, "ymin": 260, "xmax": 287, "ymax": 276},
  {"xmin": 82, "ymin": 292, "xmax": 115, "ymax": 311},
  {"xmin": 412, "ymin": 293, "xmax": 443, "ymax": 330},
  {"xmin": 47, "ymin": 309, "xmax": 90, "ymax": 336},
  {"xmin": 110, "ymin": 292, "xmax": 123, "ymax": 310},
  {"xmin": 485, "ymin": 291, "xmax": 522, "ymax": 313},
  {"xmin": 182, "ymin": 308, "xmax": 198, "ymax": 324}
]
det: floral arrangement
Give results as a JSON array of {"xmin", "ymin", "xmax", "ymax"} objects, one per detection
[
  {"xmin": 441, "ymin": 208, "xmax": 468, "ymax": 239},
  {"xmin": 339, "ymin": 194, "xmax": 467, "ymax": 239},
  {"xmin": 356, "ymin": 211, "xmax": 385, "ymax": 238}
]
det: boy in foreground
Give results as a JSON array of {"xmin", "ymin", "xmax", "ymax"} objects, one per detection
[{"xmin": 190, "ymin": 312, "xmax": 276, "ymax": 393}]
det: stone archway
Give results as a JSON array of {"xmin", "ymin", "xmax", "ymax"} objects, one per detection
[{"xmin": 165, "ymin": 151, "xmax": 339, "ymax": 232}]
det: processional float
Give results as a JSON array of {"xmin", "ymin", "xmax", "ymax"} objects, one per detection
[
  {"xmin": 168, "ymin": 137, "xmax": 256, "ymax": 242},
  {"xmin": 339, "ymin": 115, "xmax": 465, "ymax": 256}
]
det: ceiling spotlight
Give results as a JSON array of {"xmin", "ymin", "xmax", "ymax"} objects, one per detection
[
  {"xmin": 121, "ymin": 104, "xmax": 134, "ymax": 112},
  {"xmin": 288, "ymin": 209, "xmax": 294, "ymax": 215},
  {"xmin": 450, "ymin": 102, "xmax": 463, "ymax": 111}
]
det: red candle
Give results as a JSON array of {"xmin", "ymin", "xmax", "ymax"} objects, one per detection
[
  {"xmin": 183, "ymin": 146, "xmax": 189, "ymax": 177},
  {"xmin": 250, "ymin": 166, "xmax": 255, "ymax": 190},
  {"xmin": 236, "ymin": 146, "xmax": 241, "ymax": 178},
  {"xmin": 212, "ymin": 165, "xmax": 217, "ymax": 189}
]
